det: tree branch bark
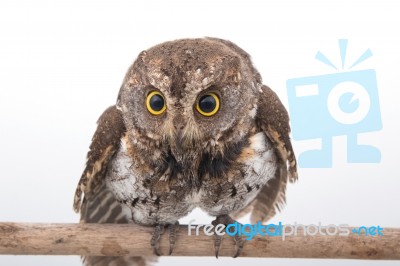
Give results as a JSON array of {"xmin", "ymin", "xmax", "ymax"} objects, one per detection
[{"xmin": 0, "ymin": 222, "xmax": 399, "ymax": 259}]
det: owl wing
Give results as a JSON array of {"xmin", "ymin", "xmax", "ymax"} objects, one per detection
[
  {"xmin": 73, "ymin": 105, "xmax": 126, "ymax": 213},
  {"xmin": 233, "ymin": 85, "xmax": 298, "ymax": 223},
  {"xmin": 73, "ymin": 106, "xmax": 155, "ymax": 266}
]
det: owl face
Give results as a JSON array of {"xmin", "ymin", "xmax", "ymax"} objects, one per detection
[{"xmin": 117, "ymin": 38, "xmax": 260, "ymax": 158}]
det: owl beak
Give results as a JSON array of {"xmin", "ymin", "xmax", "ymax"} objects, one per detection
[
  {"xmin": 173, "ymin": 113, "xmax": 184, "ymax": 130},
  {"xmin": 174, "ymin": 124, "xmax": 185, "ymax": 148},
  {"xmin": 170, "ymin": 113, "xmax": 202, "ymax": 153},
  {"xmin": 172, "ymin": 115, "xmax": 194, "ymax": 150}
]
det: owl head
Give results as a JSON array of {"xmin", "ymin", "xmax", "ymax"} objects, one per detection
[{"xmin": 117, "ymin": 38, "xmax": 262, "ymax": 161}]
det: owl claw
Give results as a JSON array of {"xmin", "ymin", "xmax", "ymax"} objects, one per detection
[
  {"xmin": 150, "ymin": 222, "xmax": 179, "ymax": 256},
  {"xmin": 233, "ymin": 234, "xmax": 244, "ymax": 258},
  {"xmin": 212, "ymin": 215, "xmax": 245, "ymax": 258},
  {"xmin": 214, "ymin": 234, "xmax": 222, "ymax": 258},
  {"xmin": 150, "ymin": 224, "xmax": 164, "ymax": 256},
  {"xmin": 168, "ymin": 221, "xmax": 180, "ymax": 255}
]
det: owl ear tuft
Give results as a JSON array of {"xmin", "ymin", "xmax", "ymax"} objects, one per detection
[
  {"xmin": 138, "ymin": 50, "xmax": 147, "ymax": 63},
  {"xmin": 116, "ymin": 85, "xmax": 124, "ymax": 108},
  {"xmin": 214, "ymin": 55, "xmax": 241, "ymax": 85}
]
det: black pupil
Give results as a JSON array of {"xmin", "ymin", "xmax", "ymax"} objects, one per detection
[
  {"xmin": 199, "ymin": 95, "xmax": 216, "ymax": 113},
  {"xmin": 150, "ymin": 94, "xmax": 164, "ymax": 111}
]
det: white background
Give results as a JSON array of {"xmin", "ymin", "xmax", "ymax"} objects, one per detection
[{"xmin": 0, "ymin": 0, "xmax": 399, "ymax": 265}]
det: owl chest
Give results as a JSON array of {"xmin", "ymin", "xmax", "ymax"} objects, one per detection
[
  {"xmin": 105, "ymin": 145, "xmax": 196, "ymax": 224},
  {"xmin": 106, "ymin": 132, "xmax": 277, "ymax": 224},
  {"xmin": 195, "ymin": 132, "xmax": 277, "ymax": 215}
]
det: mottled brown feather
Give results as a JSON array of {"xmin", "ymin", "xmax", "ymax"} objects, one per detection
[
  {"xmin": 73, "ymin": 105, "xmax": 126, "ymax": 213},
  {"xmin": 257, "ymin": 85, "xmax": 297, "ymax": 181},
  {"xmin": 81, "ymin": 183, "xmax": 156, "ymax": 266},
  {"xmin": 232, "ymin": 85, "xmax": 298, "ymax": 223},
  {"xmin": 74, "ymin": 106, "xmax": 155, "ymax": 265}
]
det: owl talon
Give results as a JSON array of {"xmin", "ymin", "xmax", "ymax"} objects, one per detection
[
  {"xmin": 214, "ymin": 234, "xmax": 223, "ymax": 258},
  {"xmin": 212, "ymin": 215, "xmax": 245, "ymax": 258},
  {"xmin": 150, "ymin": 224, "xmax": 165, "ymax": 256},
  {"xmin": 168, "ymin": 221, "xmax": 179, "ymax": 255},
  {"xmin": 150, "ymin": 222, "xmax": 179, "ymax": 256},
  {"xmin": 233, "ymin": 234, "xmax": 244, "ymax": 258}
]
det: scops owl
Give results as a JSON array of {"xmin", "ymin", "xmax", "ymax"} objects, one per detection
[{"xmin": 73, "ymin": 37, "xmax": 298, "ymax": 265}]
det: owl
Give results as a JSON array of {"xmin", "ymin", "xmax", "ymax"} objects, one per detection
[{"xmin": 73, "ymin": 38, "xmax": 297, "ymax": 266}]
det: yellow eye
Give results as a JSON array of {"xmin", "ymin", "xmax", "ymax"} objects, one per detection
[
  {"xmin": 146, "ymin": 91, "xmax": 166, "ymax": 115},
  {"xmin": 196, "ymin": 93, "xmax": 220, "ymax": 116}
]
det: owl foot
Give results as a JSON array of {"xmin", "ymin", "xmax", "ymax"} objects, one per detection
[
  {"xmin": 150, "ymin": 221, "xmax": 179, "ymax": 256},
  {"xmin": 168, "ymin": 221, "xmax": 179, "ymax": 255},
  {"xmin": 211, "ymin": 215, "xmax": 244, "ymax": 258}
]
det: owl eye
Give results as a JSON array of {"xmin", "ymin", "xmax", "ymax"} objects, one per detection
[
  {"xmin": 146, "ymin": 91, "xmax": 166, "ymax": 115},
  {"xmin": 196, "ymin": 93, "xmax": 220, "ymax": 116}
]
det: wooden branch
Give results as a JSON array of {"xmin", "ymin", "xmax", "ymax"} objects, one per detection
[{"xmin": 0, "ymin": 222, "xmax": 399, "ymax": 259}]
